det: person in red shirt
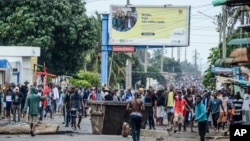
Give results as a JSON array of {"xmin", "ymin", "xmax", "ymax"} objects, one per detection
[{"xmin": 173, "ymin": 91, "xmax": 191, "ymax": 133}]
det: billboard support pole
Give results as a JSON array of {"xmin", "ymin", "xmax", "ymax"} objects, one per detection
[
  {"xmin": 161, "ymin": 46, "xmax": 164, "ymax": 72},
  {"xmin": 101, "ymin": 14, "xmax": 109, "ymax": 86},
  {"xmin": 144, "ymin": 46, "xmax": 148, "ymax": 72}
]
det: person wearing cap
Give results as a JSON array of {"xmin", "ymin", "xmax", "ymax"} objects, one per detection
[
  {"xmin": 12, "ymin": 87, "xmax": 23, "ymax": 123},
  {"xmin": 138, "ymin": 88, "xmax": 145, "ymax": 103},
  {"xmin": 104, "ymin": 88, "xmax": 113, "ymax": 101},
  {"xmin": 23, "ymin": 87, "xmax": 46, "ymax": 136},
  {"xmin": 122, "ymin": 88, "xmax": 134, "ymax": 102}
]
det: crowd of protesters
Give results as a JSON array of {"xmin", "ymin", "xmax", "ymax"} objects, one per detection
[{"xmin": 1, "ymin": 80, "xmax": 250, "ymax": 141}]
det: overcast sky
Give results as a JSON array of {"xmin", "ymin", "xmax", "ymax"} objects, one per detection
[{"xmin": 85, "ymin": 0, "xmax": 222, "ymax": 73}]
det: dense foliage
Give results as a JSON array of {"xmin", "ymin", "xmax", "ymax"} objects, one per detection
[
  {"xmin": 0, "ymin": 0, "xmax": 96, "ymax": 75},
  {"xmin": 70, "ymin": 70, "xmax": 100, "ymax": 88}
]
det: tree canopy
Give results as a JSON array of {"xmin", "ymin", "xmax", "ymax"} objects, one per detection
[
  {"xmin": 149, "ymin": 49, "xmax": 182, "ymax": 73},
  {"xmin": 0, "ymin": 0, "xmax": 97, "ymax": 75}
]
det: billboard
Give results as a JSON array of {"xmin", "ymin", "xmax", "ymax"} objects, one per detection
[{"xmin": 109, "ymin": 5, "xmax": 191, "ymax": 46}]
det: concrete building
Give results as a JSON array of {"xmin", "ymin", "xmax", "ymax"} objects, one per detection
[{"xmin": 0, "ymin": 46, "xmax": 40, "ymax": 86}]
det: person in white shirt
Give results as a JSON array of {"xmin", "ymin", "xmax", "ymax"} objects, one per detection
[
  {"xmin": 243, "ymin": 89, "xmax": 250, "ymax": 125},
  {"xmin": 52, "ymin": 84, "xmax": 59, "ymax": 113},
  {"xmin": 37, "ymin": 85, "xmax": 44, "ymax": 121}
]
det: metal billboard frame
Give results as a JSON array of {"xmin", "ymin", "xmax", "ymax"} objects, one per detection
[{"xmin": 108, "ymin": 5, "xmax": 191, "ymax": 47}]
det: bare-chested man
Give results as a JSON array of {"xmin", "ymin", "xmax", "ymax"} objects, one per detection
[{"xmin": 126, "ymin": 90, "xmax": 145, "ymax": 141}]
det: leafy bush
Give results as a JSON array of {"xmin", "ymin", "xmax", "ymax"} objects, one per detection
[{"xmin": 70, "ymin": 70, "xmax": 100, "ymax": 87}]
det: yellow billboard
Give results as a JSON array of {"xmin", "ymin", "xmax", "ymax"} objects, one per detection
[{"xmin": 109, "ymin": 5, "xmax": 191, "ymax": 46}]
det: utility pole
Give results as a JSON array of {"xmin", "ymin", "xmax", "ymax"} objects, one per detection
[
  {"xmin": 177, "ymin": 47, "xmax": 180, "ymax": 62},
  {"xmin": 240, "ymin": 6, "xmax": 245, "ymax": 48},
  {"xmin": 171, "ymin": 47, "xmax": 173, "ymax": 59},
  {"xmin": 193, "ymin": 49, "xmax": 198, "ymax": 76},
  {"xmin": 160, "ymin": 46, "xmax": 164, "ymax": 72},
  {"xmin": 144, "ymin": 46, "xmax": 148, "ymax": 72},
  {"xmin": 184, "ymin": 47, "xmax": 187, "ymax": 62},
  {"xmin": 194, "ymin": 49, "xmax": 197, "ymax": 68},
  {"xmin": 125, "ymin": 0, "xmax": 131, "ymax": 89},
  {"xmin": 222, "ymin": 5, "xmax": 227, "ymax": 58},
  {"xmin": 217, "ymin": 13, "xmax": 222, "ymax": 44},
  {"xmin": 127, "ymin": 0, "xmax": 130, "ymax": 5}
]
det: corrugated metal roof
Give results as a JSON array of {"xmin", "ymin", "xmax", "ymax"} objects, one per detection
[{"xmin": 228, "ymin": 38, "xmax": 250, "ymax": 46}]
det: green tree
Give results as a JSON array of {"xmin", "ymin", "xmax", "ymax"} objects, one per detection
[
  {"xmin": 83, "ymin": 12, "xmax": 102, "ymax": 73},
  {"xmin": 132, "ymin": 53, "xmax": 147, "ymax": 88},
  {"xmin": 202, "ymin": 28, "xmax": 250, "ymax": 89},
  {"xmin": 78, "ymin": 12, "xmax": 130, "ymax": 88},
  {"xmin": 202, "ymin": 47, "xmax": 220, "ymax": 89},
  {"xmin": 70, "ymin": 70, "xmax": 100, "ymax": 87},
  {"xmin": 147, "ymin": 66, "xmax": 166, "ymax": 85},
  {"xmin": 149, "ymin": 49, "xmax": 182, "ymax": 73},
  {"xmin": 0, "ymin": 0, "xmax": 95, "ymax": 75}
]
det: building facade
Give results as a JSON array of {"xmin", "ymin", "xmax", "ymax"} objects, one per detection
[{"xmin": 0, "ymin": 46, "xmax": 40, "ymax": 86}]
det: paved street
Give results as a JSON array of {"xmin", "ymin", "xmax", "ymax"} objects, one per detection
[{"xmin": 0, "ymin": 114, "xmax": 229, "ymax": 141}]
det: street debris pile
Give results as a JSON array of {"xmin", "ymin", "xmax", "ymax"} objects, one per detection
[{"xmin": 0, "ymin": 121, "xmax": 59, "ymax": 135}]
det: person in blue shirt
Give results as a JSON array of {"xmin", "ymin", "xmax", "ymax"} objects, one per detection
[
  {"xmin": 195, "ymin": 95, "xmax": 207, "ymax": 141},
  {"xmin": 202, "ymin": 91, "xmax": 211, "ymax": 133},
  {"xmin": 122, "ymin": 88, "xmax": 134, "ymax": 102}
]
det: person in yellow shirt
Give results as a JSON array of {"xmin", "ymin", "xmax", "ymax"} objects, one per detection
[{"xmin": 165, "ymin": 85, "xmax": 175, "ymax": 127}]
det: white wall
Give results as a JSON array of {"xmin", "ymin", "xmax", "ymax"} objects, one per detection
[
  {"xmin": 0, "ymin": 46, "xmax": 41, "ymax": 85},
  {"xmin": 22, "ymin": 57, "xmax": 33, "ymax": 84},
  {"xmin": 0, "ymin": 46, "xmax": 40, "ymax": 57}
]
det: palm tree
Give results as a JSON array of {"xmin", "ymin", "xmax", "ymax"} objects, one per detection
[
  {"xmin": 83, "ymin": 12, "xmax": 132, "ymax": 87},
  {"xmin": 83, "ymin": 12, "xmax": 102, "ymax": 73},
  {"xmin": 108, "ymin": 52, "xmax": 131, "ymax": 88}
]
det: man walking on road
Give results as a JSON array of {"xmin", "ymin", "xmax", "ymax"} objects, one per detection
[
  {"xmin": 207, "ymin": 92, "xmax": 226, "ymax": 133},
  {"xmin": 37, "ymin": 85, "xmax": 45, "ymax": 121},
  {"xmin": 70, "ymin": 87, "xmax": 84, "ymax": 130},
  {"xmin": 23, "ymin": 87, "xmax": 46, "ymax": 136},
  {"xmin": 20, "ymin": 81, "xmax": 29, "ymax": 114},
  {"xmin": 12, "ymin": 87, "xmax": 23, "ymax": 123},
  {"xmin": 144, "ymin": 86, "xmax": 156, "ymax": 130},
  {"xmin": 173, "ymin": 91, "xmax": 191, "ymax": 134},
  {"xmin": 243, "ymin": 88, "xmax": 250, "ymax": 125},
  {"xmin": 126, "ymin": 90, "xmax": 145, "ymax": 141},
  {"xmin": 64, "ymin": 87, "xmax": 72, "ymax": 127},
  {"xmin": 195, "ymin": 95, "xmax": 207, "ymax": 141},
  {"xmin": 165, "ymin": 85, "xmax": 175, "ymax": 128},
  {"xmin": 232, "ymin": 92, "xmax": 243, "ymax": 125},
  {"xmin": 184, "ymin": 88, "xmax": 195, "ymax": 132}
]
